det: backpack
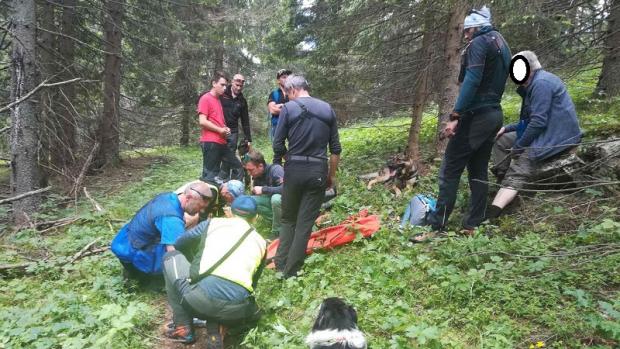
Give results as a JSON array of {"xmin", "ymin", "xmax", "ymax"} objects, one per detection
[{"xmin": 400, "ymin": 194, "xmax": 437, "ymax": 228}]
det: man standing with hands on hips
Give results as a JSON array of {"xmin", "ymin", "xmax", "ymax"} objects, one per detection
[
  {"xmin": 198, "ymin": 72, "xmax": 243, "ymax": 185},
  {"xmin": 272, "ymin": 75, "xmax": 342, "ymax": 278}
]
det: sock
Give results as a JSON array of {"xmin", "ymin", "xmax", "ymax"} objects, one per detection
[{"xmin": 486, "ymin": 205, "xmax": 503, "ymax": 220}]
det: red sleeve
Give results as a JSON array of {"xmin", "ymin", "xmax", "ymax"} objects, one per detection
[{"xmin": 197, "ymin": 94, "xmax": 210, "ymax": 116}]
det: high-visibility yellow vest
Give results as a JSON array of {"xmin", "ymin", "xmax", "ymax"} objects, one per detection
[{"xmin": 194, "ymin": 217, "xmax": 266, "ymax": 292}]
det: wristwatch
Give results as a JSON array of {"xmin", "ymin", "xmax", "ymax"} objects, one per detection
[{"xmin": 449, "ymin": 111, "xmax": 460, "ymax": 121}]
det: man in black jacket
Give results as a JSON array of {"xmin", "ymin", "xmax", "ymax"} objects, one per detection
[
  {"xmin": 273, "ymin": 75, "xmax": 341, "ymax": 278},
  {"xmin": 220, "ymin": 74, "xmax": 252, "ymax": 181}
]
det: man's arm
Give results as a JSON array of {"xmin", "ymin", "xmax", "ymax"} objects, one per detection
[
  {"xmin": 261, "ymin": 165, "xmax": 284, "ymax": 195},
  {"xmin": 155, "ymin": 216, "xmax": 187, "ymax": 253},
  {"xmin": 272, "ymin": 106, "xmax": 289, "ymax": 164},
  {"xmin": 453, "ymin": 39, "xmax": 486, "ymax": 113},
  {"xmin": 199, "ymin": 114, "xmax": 227, "ymax": 136},
  {"xmin": 268, "ymin": 101, "xmax": 283, "ymax": 115},
  {"xmin": 514, "ymin": 80, "xmax": 553, "ymax": 149},
  {"xmin": 327, "ymin": 110, "xmax": 342, "ymax": 189},
  {"xmin": 174, "ymin": 220, "xmax": 210, "ymax": 258}
]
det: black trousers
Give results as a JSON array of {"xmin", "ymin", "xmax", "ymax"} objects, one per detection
[
  {"xmin": 274, "ymin": 160, "xmax": 327, "ymax": 277},
  {"xmin": 427, "ymin": 107, "xmax": 503, "ymax": 230},
  {"xmin": 201, "ymin": 141, "xmax": 243, "ymax": 184},
  {"xmin": 219, "ymin": 132, "xmax": 244, "ymax": 181}
]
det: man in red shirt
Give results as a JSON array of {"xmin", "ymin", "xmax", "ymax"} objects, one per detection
[{"xmin": 198, "ymin": 72, "xmax": 243, "ymax": 185}]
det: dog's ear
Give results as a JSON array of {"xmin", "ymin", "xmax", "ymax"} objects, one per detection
[{"xmin": 347, "ymin": 305, "xmax": 358, "ymax": 325}]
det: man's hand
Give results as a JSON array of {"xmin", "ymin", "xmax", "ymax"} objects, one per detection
[
  {"xmin": 219, "ymin": 127, "xmax": 231, "ymax": 137},
  {"xmin": 165, "ymin": 244, "xmax": 175, "ymax": 252},
  {"xmin": 252, "ymin": 186, "xmax": 263, "ymax": 195},
  {"xmin": 495, "ymin": 126, "xmax": 506, "ymax": 140},
  {"xmin": 442, "ymin": 120, "xmax": 459, "ymax": 139},
  {"xmin": 247, "ymin": 142, "xmax": 252, "ymax": 151}
]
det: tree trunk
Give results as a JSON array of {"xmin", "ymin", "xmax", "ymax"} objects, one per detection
[
  {"xmin": 96, "ymin": 0, "xmax": 124, "ymax": 167},
  {"xmin": 435, "ymin": 2, "xmax": 468, "ymax": 156},
  {"xmin": 406, "ymin": 13, "xmax": 435, "ymax": 166},
  {"xmin": 180, "ymin": 105, "xmax": 190, "ymax": 147},
  {"xmin": 595, "ymin": 0, "xmax": 620, "ymax": 98},
  {"xmin": 10, "ymin": 0, "xmax": 41, "ymax": 224},
  {"xmin": 37, "ymin": 0, "xmax": 55, "ymax": 185},
  {"xmin": 52, "ymin": 0, "xmax": 77, "ymax": 168}
]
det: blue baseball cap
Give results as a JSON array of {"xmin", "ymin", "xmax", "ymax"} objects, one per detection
[
  {"xmin": 231, "ymin": 195, "xmax": 257, "ymax": 218},
  {"xmin": 224, "ymin": 180, "xmax": 244, "ymax": 199}
]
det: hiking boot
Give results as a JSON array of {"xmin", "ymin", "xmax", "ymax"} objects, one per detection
[
  {"xmin": 165, "ymin": 325, "xmax": 195, "ymax": 344},
  {"xmin": 205, "ymin": 322, "xmax": 225, "ymax": 349}
]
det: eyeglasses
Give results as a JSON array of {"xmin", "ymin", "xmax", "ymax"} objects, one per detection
[
  {"xmin": 233, "ymin": 79, "xmax": 245, "ymax": 84},
  {"xmin": 468, "ymin": 9, "xmax": 488, "ymax": 18},
  {"xmin": 190, "ymin": 187, "xmax": 211, "ymax": 202}
]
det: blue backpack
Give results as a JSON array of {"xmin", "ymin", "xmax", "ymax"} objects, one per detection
[{"xmin": 400, "ymin": 194, "xmax": 437, "ymax": 228}]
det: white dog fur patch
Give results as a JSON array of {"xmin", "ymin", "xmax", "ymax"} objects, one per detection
[{"xmin": 305, "ymin": 328, "xmax": 367, "ymax": 349}]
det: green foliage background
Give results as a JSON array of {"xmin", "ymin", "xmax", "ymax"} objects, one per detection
[{"xmin": 0, "ymin": 71, "xmax": 619, "ymax": 348}]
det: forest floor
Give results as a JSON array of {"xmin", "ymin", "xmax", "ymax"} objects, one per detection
[{"xmin": 0, "ymin": 71, "xmax": 619, "ymax": 348}]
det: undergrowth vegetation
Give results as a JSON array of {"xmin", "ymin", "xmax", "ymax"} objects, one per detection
[{"xmin": 1, "ymin": 72, "xmax": 618, "ymax": 348}]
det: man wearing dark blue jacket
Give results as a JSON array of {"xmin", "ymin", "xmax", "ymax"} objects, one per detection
[
  {"xmin": 413, "ymin": 6, "xmax": 512, "ymax": 242},
  {"xmin": 487, "ymin": 51, "xmax": 582, "ymax": 218}
]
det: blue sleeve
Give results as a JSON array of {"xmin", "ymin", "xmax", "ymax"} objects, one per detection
[
  {"xmin": 155, "ymin": 216, "xmax": 186, "ymax": 245},
  {"xmin": 503, "ymin": 123, "xmax": 518, "ymax": 133},
  {"xmin": 272, "ymin": 105, "xmax": 289, "ymax": 164},
  {"xmin": 454, "ymin": 39, "xmax": 486, "ymax": 113},
  {"xmin": 174, "ymin": 220, "xmax": 210, "ymax": 253},
  {"xmin": 514, "ymin": 80, "xmax": 553, "ymax": 149}
]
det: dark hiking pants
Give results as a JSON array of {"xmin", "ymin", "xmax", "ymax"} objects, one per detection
[
  {"xmin": 219, "ymin": 132, "xmax": 244, "ymax": 181},
  {"xmin": 427, "ymin": 107, "xmax": 503, "ymax": 230},
  {"xmin": 274, "ymin": 160, "xmax": 327, "ymax": 277},
  {"xmin": 201, "ymin": 141, "xmax": 243, "ymax": 184},
  {"xmin": 162, "ymin": 251, "xmax": 257, "ymax": 327}
]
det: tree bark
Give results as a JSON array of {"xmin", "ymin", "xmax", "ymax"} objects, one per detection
[
  {"xmin": 406, "ymin": 12, "xmax": 435, "ymax": 166},
  {"xmin": 37, "ymin": 0, "xmax": 55, "ymax": 184},
  {"xmin": 10, "ymin": 0, "xmax": 42, "ymax": 224},
  {"xmin": 595, "ymin": 0, "xmax": 620, "ymax": 98},
  {"xmin": 435, "ymin": 2, "xmax": 468, "ymax": 156},
  {"xmin": 52, "ymin": 0, "xmax": 78, "ymax": 168},
  {"xmin": 96, "ymin": 0, "xmax": 124, "ymax": 167},
  {"xmin": 180, "ymin": 105, "xmax": 191, "ymax": 147}
]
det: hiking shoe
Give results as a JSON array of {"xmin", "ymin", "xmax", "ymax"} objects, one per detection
[
  {"xmin": 165, "ymin": 325, "xmax": 195, "ymax": 344},
  {"xmin": 167, "ymin": 318, "xmax": 207, "ymax": 329}
]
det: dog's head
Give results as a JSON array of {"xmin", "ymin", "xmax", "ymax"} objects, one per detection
[{"xmin": 306, "ymin": 298, "xmax": 367, "ymax": 349}]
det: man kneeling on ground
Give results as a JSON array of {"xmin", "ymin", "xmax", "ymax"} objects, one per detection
[
  {"xmin": 111, "ymin": 182, "xmax": 212, "ymax": 285},
  {"xmin": 487, "ymin": 51, "xmax": 582, "ymax": 218},
  {"xmin": 243, "ymin": 150, "xmax": 283, "ymax": 237},
  {"xmin": 163, "ymin": 196, "xmax": 266, "ymax": 344}
]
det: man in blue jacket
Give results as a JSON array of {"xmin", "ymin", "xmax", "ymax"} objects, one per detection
[
  {"xmin": 111, "ymin": 182, "xmax": 213, "ymax": 283},
  {"xmin": 413, "ymin": 6, "xmax": 511, "ymax": 242},
  {"xmin": 487, "ymin": 51, "xmax": 582, "ymax": 218}
]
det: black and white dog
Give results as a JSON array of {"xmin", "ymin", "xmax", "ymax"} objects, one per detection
[{"xmin": 305, "ymin": 298, "xmax": 367, "ymax": 349}]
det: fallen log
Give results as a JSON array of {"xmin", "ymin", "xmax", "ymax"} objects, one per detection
[
  {"xmin": 0, "ymin": 186, "xmax": 52, "ymax": 205},
  {"xmin": 0, "ymin": 240, "xmax": 110, "ymax": 277}
]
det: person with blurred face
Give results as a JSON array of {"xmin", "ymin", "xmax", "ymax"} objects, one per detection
[
  {"xmin": 243, "ymin": 150, "xmax": 284, "ymax": 237},
  {"xmin": 198, "ymin": 72, "xmax": 243, "ymax": 186},
  {"xmin": 219, "ymin": 74, "xmax": 252, "ymax": 181},
  {"xmin": 267, "ymin": 69, "xmax": 292, "ymax": 141},
  {"xmin": 110, "ymin": 182, "xmax": 212, "ymax": 283}
]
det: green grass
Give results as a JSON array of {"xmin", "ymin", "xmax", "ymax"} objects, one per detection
[{"xmin": 1, "ymin": 70, "xmax": 619, "ymax": 348}]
